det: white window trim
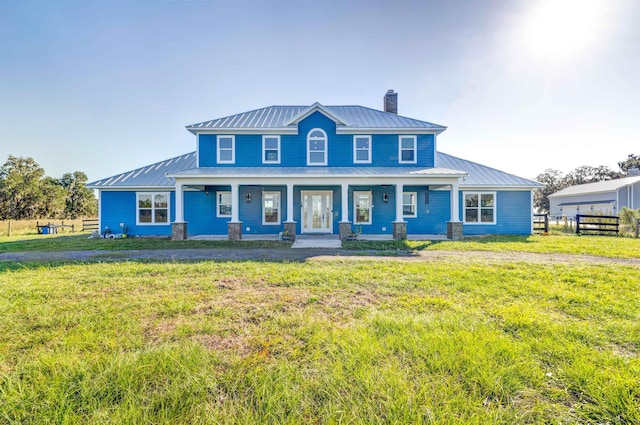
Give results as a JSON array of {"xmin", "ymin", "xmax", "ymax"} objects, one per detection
[
  {"xmin": 262, "ymin": 191, "xmax": 281, "ymax": 225},
  {"xmin": 216, "ymin": 191, "xmax": 232, "ymax": 218},
  {"xmin": 399, "ymin": 135, "xmax": 417, "ymax": 164},
  {"xmin": 262, "ymin": 135, "xmax": 281, "ymax": 164},
  {"xmin": 217, "ymin": 135, "xmax": 235, "ymax": 164},
  {"xmin": 354, "ymin": 191, "xmax": 372, "ymax": 225},
  {"xmin": 463, "ymin": 191, "xmax": 497, "ymax": 225},
  {"xmin": 403, "ymin": 191, "xmax": 417, "ymax": 218},
  {"xmin": 136, "ymin": 192, "xmax": 170, "ymax": 225},
  {"xmin": 307, "ymin": 128, "xmax": 328, "ymax": 166},
  {"xmin": 353, "ymin": 135, "xmax": 372, "ymax": 164}
]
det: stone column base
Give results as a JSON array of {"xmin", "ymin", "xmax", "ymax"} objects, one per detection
[
  {"xmin": 339, "ymin": 221, "xmax": 352, "ymax": 241},
  {"xmin": 284, "ymin": 221, "xmax": 297, "ymax": 241},
  {"xmin": 392, "ymin": 221, "xmax": 407, "ymax": 240},
  {"xmin": 171, "ymin": 222, "xmax": 188, "ymax": 241},
  {"xmin": 228, "ymin": 222, "xmax": 242, "ymax": 241},
  {"xmin": 447, "ymin": 221, "xmax": 463, "ymax": 241}
]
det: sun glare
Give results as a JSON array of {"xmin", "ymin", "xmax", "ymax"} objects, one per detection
[{"xmin": 519, "ymin": 0, "xmax": 610, "ymax": 64}]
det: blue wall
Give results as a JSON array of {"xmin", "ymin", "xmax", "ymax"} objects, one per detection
[
  {"xmin": 460, "ymin": 190, "xmax": 532, "ymax": 235},
  {"xmin": 101, "ymin": 191, "xmax": 175, "ymax": 237},
  {"xmin": 196, "ymin": 111, "xmax": 435, "ymax": 168}
]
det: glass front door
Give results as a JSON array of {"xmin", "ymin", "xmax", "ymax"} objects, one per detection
[{"xmin": 302, "ymin": 191, "xmax": 333, "ymax": 234}]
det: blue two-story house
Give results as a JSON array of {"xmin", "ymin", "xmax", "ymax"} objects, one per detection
[{"xmin": 88, "ymin": 90, "xmax": 541, "ymax": 241}]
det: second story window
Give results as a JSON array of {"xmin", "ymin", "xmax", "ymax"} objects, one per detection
[
  {"xmin": 399, "ymin": 135, "xmax": 417, "ymax": 164},
  {"xmin": 353, "ymin": 135, "xmax": 371, "ymax": 164},
  {"xmin": 262, "ymin": 136, "xmax": 280, "ymax": 164},
  {"xmin": 307, "ymin": 128, "xmax": 327, "ymax": 166},
  {"xmin": 217, "ymin": 136, "xmax": 235, "ymax": 164}
]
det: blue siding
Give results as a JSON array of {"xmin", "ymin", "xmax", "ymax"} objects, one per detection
[
  {"xmin": 239, "ymin": 186, "xmax": 288, "ymax": 234},
  {"xmin": 404, "ymin": 189, "xmax": 450, "ymax": 235},
  {"xmin": 461, "ymin": 190, "xmax": 532, "ymax": 235},
  {"xmin": 101, "ymin": 191, "xmax": 175, "ymax": 237},
  {"xmin": 195, "ymin": 111, "xmax": 436, "ymax": 168}
]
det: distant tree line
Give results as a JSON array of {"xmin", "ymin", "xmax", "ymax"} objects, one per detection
[
  {"xmin": 534, "ymin": 154, "xmax": 640, "ymax": 212},
  {"xmin": 0, "ymin": 155, "xmax": 97, "ymax": 220}
]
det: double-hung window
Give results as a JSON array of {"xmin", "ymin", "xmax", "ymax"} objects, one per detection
[
  {"xmin": 354, "ymin": 191, "xmax": 372, "ymax": 225},
  {"xmin": 262, "ymin": 191, "xmax": 280, "ymax": 225},
  {"xmin": 217, "ymin": 191, "xmax": 232, "ymax": 217},
  {"xmin": 399, "ymin": 135, "xmax": 417, "ymax": 164},
  {"xmin": 263, "ymin": 136, "xmax": 280, "ymax": 164},
  {"xmin": 137, "ymin": 192, "xmax": 169, "ymax": 224},
  {"xmin": 217, "ymin": 136, "xmax": 235, "ymax": 164},
  {"xmin": 307, "ymin": 128, "xmax": 327, "ymax": 166},
  {"xmin": 403, "ymin": 192, "xmax": 417, "ymax": 218},
  {"xmin": 464, "ymin": 192, "xmax": 496, "ymax": 224},
  {"xmin": 353, "ymin": 135, "xmax": 372, "ymax": 164}
]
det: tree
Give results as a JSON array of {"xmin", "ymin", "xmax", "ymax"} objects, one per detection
[
  {"xmin": 564, "ymin": 165, "xmax": 620, "ymax": 185},
  {"xmin": 38, "ymin": 177, "xmax": 66, "ymax": 218},
  {"xmin": 534, "ymin": 169, "xmax": 568, "ymax": 212},
  {"xmin": 618, "ymin": 154, "xmax": 640, "ymax": 174},
  {"xmin": 59, "ymin": 171, "xmax": 97, "ymax": 218},
  {"xmin": 0, "ymin": 155, "xmax": 46, "ymax": 219}
]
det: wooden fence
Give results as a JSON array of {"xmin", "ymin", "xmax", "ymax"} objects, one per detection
[
  {"xmin": 82, "ymin": 218, "xmax": 99, "ymax": 232},
  {"xmin": 575, "ymin": 214, "xmax": 619, "ymax": 236},
  {"xmin": 533, "ymin": 214, "xmax": 549, "ymax": 233}
]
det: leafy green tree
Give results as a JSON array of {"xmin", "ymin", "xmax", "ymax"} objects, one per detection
[
  {"xmin": 565, "ymin": 165, "xmax": 620, "ymax": 185},
  {"xmin": 59, "ymin": 171, "xmax": 97, "ymax": 218},
  {"xmin": 534, "ymin": 169, "xmax": 568, "ymax": 212},
  {"xmin": 0, "ymin": 155, "xmax": 46, "ymax": 219},
  {"xmin": 37, "ymin": 177, "xmax": 66, "ymax": 218},
  {"xmin": 618, "ymin": 154, "xmax": 640, "ymax": 174}
]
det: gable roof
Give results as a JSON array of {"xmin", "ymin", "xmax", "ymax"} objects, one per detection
[
  {"xmin": 437, "ymin": 152, "xmax": 542, "ymax": 188},
  {"xmin": 88, "ymin": 151, "xmax": 540, "ymax": 189},
  {"xmin": 549, "ymin": 176, "xmax": 640, "ymax": 198},
  {"xmin": 186, "ymin": 104, "xmax": 446, "ymax": 133}
]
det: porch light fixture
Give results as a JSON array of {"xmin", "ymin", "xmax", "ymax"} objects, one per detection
[
  {"xmin": 382, "ymin": 193, "xmax": 389, "ymax": 203},
  {"xmin": 246, "ymin": 193, "xmax": 252, "ymax": 203},
  {"xmin": 205, "ymin": 189, "xmax": 209, "ymax": 196}
]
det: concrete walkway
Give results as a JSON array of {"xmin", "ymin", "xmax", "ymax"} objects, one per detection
[{"xmin": 292, "ymin": 235, "xmax": 342, "ymax": 249}]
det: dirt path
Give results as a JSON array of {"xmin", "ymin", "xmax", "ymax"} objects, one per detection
[{"xmin": 1, "ymin": 248, "xmax": 639, "ymax": 266}]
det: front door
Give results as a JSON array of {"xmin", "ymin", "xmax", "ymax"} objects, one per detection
[{"xmin": 301, "ymin": 191, "xmax": 333, "ymax": 234}]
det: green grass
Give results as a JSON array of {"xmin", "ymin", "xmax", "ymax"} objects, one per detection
[
  {"xmin": 1, "ymin": 258, "xmax": 638, "ymax": 424},
  {"xmin": 0, "ymin": 234, "xmax": 291, "ymax": 253},
  {"xmin": 343, "ymin": 234, "xmax": 640, "ymax": 259}
]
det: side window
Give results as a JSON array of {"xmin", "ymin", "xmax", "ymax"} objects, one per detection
[
  {"xmin": 217, "ymin": 191, "xmax": 232, "ymax": 217},
  {"xmin": 262, "ymin": 191, "xmax": 280, "ymax": 224},
  {"xmin": 263, "ymin": 136, "xmax": 280, "ymax": 164},
  {"xmin": 307, "ymin": 128, "xmax": 327, "ymax": 166},
  {"xmin": 353, "ymin": 135, "xmax": 372, "ymax": 164},
  {"xmin": 137, "ymin": 192, "xmax": 169, "ymax": 225},
  {"xmin": 399, "ymin": 135, "xmax": 417, "ymax": 164},
  {"xmin": 354, "ymin": 191, "xmax": 372, "ymax": 224},
  {"xmin": 217, "ymin": 136, "xmax": 235, "ymax": 164},
  {"xmin": 464, "ymin": 192, "xmax": 496, "ymax": 224},
  {"xmin": 403, "ymin": 192, "xmax": 417, "ymax": 218}
]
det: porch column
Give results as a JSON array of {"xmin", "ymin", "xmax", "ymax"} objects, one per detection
[
  {"xmin": 175, "ymin": 182, "xmax": 184, "ymax": 222},
  {"xmin": 228, "ymin": 183, "xmax": 242, "ymax": 240},
  {"xmin": 450, "ymin": 181, "xmax": 460, "ymax": 222},
  {"xmin": 339, "ymin": 183, "xmax": 351, "ymax": 241},
  {"xmin": 286, "ymin": 183, "xmax": 294, "ymax": 222},
  {"xmin": 171, "ymin": 182, "xmax": 187, "ymax": 241},
  {"xmin": 447, "ymin": 180, "xmax": 463, "ymax": 241},
  {"xmin": 393, "ymin": 183, "xmax": 406, "ymax": 240}
]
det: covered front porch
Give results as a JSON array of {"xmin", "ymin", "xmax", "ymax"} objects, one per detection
[{"xmin": 167, "ymin": 169, "xmax": 467, "ymax": 242}]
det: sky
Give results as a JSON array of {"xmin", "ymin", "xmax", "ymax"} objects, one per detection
[{"xmin": 0, "ymin": 0, "xmax": 638, "ymax": 183}]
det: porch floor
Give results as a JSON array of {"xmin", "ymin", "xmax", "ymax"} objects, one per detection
[{"xmin": 189, "ymin": 234, "xmax": 448, "ymax": 243}]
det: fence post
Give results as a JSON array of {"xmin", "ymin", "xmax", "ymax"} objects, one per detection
[
  {"xmin": 544, "ymin": 214, "xmax": 549, "ymax": 233},
  {"xmin": 575, "ymin": 215, "xmax": 580, "ymax": 234},
  {"xmin": 7, "ymin": 221, "xmax": 11, "ymax": 237}
]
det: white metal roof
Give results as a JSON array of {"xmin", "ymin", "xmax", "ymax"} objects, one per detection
[{"xmin": 549, "ymin": 176, "xmax": 640, "ymax": 198}]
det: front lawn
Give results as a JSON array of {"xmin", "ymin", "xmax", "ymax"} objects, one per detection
[{"xmin": 1, "ymin": 258, "xmax": 638, "ymax": 424}]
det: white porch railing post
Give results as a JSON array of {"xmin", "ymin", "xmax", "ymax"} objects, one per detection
[
  {"xmin": 341, "ymin": 183, "xmax": 349, "ymax": 222},
  {"xmin": 450, "ymin": 181, "xmax": 460, "ymax": 222},
  {"xmin": 395, "ymin": 183, "xmax": 404, "ymax": 222},
  {"xmin": 286, "ymin": 183, "xmax": 294, "ymax": 222},
  {"xmin": 175, "ymin": 182, "xmax": 184, "ymax": 222},
  {"xmin": 231, "ymin": 183, "xmax": 239, "ymax": 222}
]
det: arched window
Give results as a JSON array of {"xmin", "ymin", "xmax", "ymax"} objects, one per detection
[{"xmin": 307, "ymin": 128, "xmax": 327, "ymax": 166}]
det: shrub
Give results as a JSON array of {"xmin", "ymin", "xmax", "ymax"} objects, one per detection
[{"xmin": 619, "ymin": 207, "xmax": 640, "ymax": 237}]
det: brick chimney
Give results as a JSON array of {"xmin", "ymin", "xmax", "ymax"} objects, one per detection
[{"xmin": 384, "ymin": 89, "xmax": 397, "ymax": 114}]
